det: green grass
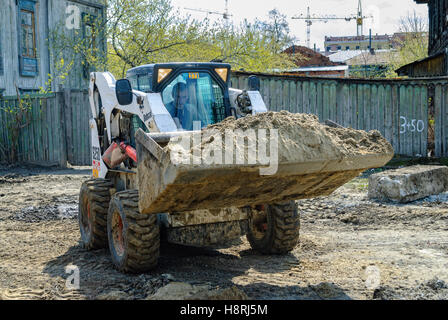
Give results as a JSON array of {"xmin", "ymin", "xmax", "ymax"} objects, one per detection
[
  {"xmin": 344, "ymin": 178, "xmax": 369, "ymax": 191},
  {"xmin": 385, "ymin": 156, "xmax": 448, "ymax": 168}
]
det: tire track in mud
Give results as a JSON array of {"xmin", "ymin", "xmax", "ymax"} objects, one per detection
[
  {"xmin": 1, "ymin": 167, "xmax": 448, "ymax": 300},
  {"xmin": 0, "ymin": 286, "xmax": 84, "ymax": 300}
]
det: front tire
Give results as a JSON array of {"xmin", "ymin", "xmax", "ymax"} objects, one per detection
[
  {"xmin": 247, "ymin": 201, "xmax": 300, "ymax": 254},
  {"xmin": 78, "ymin": 179, "xmax": 113, "ymax": 250},
  {"xmin": 107, "ymin": 190, "xmax": 160, "ymax": 273}
]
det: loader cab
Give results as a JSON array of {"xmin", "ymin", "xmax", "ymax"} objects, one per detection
[{"xmin": 126, "ymin": 62, "xmax": 232, "ymax": 129}]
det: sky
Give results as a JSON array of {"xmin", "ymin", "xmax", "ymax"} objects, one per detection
[{"xmin": 170, "ymin": 0, "xmax": 428, "ymax": 50}]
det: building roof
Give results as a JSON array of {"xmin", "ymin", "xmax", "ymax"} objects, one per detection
[
  {"xmin": 325, "ymin": 35, "xmax": 390, "ymax": 42},
  {"xmin": 282, "ymin": 45, "xmax": 343, "ymax": 67},
  {"xmin": 325, "ymin": 33, "xmax": 418, "ymax": 49},
  {"xmin": 328, "ymin": 50, "xmax": 364, "ymax": 63},
  {"xmin": 289, "ymin": 66, "xmax": 349, "ymax": 72},
  {"xmin": 329, "ymin": 50, "xmax": 397, "ymax": 66},
  {"xmin": 347, "ymin": 50, "xmax": 397, "ymax": 66},
  {"xmin": 396, "ymin": 51, "xmax": 447, "ymax": 77}
]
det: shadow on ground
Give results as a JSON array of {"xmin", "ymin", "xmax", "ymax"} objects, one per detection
[{"xmin": 42, "ymin": 238, "xmax": 309, "ymax": 299}]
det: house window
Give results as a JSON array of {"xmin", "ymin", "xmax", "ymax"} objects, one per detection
[
  {"xmin": 337, "ymin": 46, "xmax": 342, "ymax": 50},
  {"xmin": 346, "ymin": 46, "xmax": 350, "ymax": 50},
  {"xmin": 18, "ymin": 0, "xmax": 38, "ymax": 77},
  {"xmin": 326, "ymin": 46, "xmax": 331, "ymax": 52},
  {"xmin": 356, "ymin": 46, "xmax": 360, "ymax": 50},
  {"xmin": 20, "ymin": 10, "xmax": 36, "ymax": 58},
  {"xmin": 18, "ymin": 88, "xmax": 39, "ymax": 96}
]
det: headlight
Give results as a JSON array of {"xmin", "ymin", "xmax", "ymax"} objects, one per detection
[
  {"xmin": 157, "ymin": 68, "xmax": 172, "ymax": 83},
  {"xmin": 215, "ymin": 68, "xmax": 228, "ymax": 82}
]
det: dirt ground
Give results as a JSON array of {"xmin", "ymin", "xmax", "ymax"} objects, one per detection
[{"xmin": 0, "ymin": 164, "xmax": 448, "ymax": 300}]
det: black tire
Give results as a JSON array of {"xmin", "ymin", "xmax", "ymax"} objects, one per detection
[
  {"xmin": 107, "ymin": 190, "xmax": 160, "ymax": 273},
  {"xmin": 247, "ymin": 201, "xmax": 300, "ymax": 254},
  {"xmin": 78, "ymin": 179, "xmax": 113, "ymax": 250}
]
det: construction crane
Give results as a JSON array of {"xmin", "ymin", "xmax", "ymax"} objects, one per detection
[
  {"xmin": 356, "ymin": 0, "xmax": 367, "ymax": 37},
  {"xmin": 292, "ymin": 1, "xmax": 372, "ymax": 48},
  {"xmin": 185, "ymin": 0, "xmax": 232, "ymax": 21}
]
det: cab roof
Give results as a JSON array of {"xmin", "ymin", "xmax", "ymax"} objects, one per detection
[{"xmin": 126, "ymin": 62, "xmax": 231, "ymax": 77}]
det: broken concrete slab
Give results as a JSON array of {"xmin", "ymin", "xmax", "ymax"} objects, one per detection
[{"xmin": 368, "ymin": 165, "xmax": 448, "ymax": 203}]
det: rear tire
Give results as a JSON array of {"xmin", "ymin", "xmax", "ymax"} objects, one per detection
[
  {"xmin": 247, "ymin": 201, "xmax": 300, "ymax": 254},
  {"xmin": 107, "ymin": 190, "xmax": 160, "ymax": 273},
  {"xmin": 78, "ymin": 179, "xmax": 113, "ymax": 250}
]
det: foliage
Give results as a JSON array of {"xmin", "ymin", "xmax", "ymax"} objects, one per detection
[
  {"xmin": 48, "ymin": 14, "xmax": 107, "ymax": 89},
  {"xmin": 0, "ymin": 87, "xmax": 33, "ymax": 162},
  {"xmin": 254, "ymin": 9, "xmax": 296, "ymax": 53},
  {"xmin": 107, "ymin": 0, "xmax": 296, "ymax": 77},
  {"xmin": 0, "ymin": 20, "xmax": 80, "ymax": 162},
  {"xmin": 385, "ymin": 10, "xmax": 429, "ymax": 78}
]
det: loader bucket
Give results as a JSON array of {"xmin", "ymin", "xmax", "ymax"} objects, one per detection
[{"xmin": 136, "ymin": 112, "xmax": 394, "ymax": 215}]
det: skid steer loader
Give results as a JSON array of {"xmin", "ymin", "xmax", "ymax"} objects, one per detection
[{"xmin": 79, "ymin": 62, "xmax": 393, "ymax": 273}]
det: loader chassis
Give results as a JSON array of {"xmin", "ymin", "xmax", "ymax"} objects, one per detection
[{"xmin": 80, "ymin": 63, "xmax": 300, "ymax": 272}]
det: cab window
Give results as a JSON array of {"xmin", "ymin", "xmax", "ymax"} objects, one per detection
[
  {"xmin": 161, "ymin": 72, "xmax": 226, "ymax": 130},
  {"xmin": 137, "ymin": 74, "xmax": 151, "ymax": 92},
  {"xmin": 128, "ymin": 75, "xmax": 138, "ymax": 90}
]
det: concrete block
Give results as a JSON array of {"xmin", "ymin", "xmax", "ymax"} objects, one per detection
[{"xmin": 368, "ymin": 165, "xmax": 448, "ymax": 203}]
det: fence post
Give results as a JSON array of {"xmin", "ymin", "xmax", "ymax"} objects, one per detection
[
  {"xmin": 64, "ymin": 89, "xmax": 73, "ymax": 164},
  {"xmin": 57, "ymin": 92, "xmax": 67, "ymax": 168}
]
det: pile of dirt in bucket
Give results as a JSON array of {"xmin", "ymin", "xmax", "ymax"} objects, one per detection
[
  {"xmin": 137, "ymin": 111, "xmax": 394, "ymax": 215},
  {"xmin": 168, "ymin": 111, "xmax": 394, "ymax": 165}
]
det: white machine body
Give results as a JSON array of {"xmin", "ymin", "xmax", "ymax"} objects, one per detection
[{"xmin": 88, "ymin": 72, "xmax": 268, "ymax": 178}]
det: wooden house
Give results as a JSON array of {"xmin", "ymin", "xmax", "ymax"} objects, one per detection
[
  {"xmin": 397, "ymin": 0, "xmax": 448, "ymax": 77},
  {"xmin": 0, "ymin": 0, "xmax": 106, "ymax": 96}
]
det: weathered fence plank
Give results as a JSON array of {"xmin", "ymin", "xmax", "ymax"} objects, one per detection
[
  {"xmin": 309, "ymin": 81, "xmax": 317, "ymax": 115},
  {"xmin": 420, "ymin": 87, "xmax": 428, "ymax": 157},
  {"xmin": 356, "ymin": 84, "xmax": 364, "ymax": 130},
  {"xmin": 434, "ymin": 84, "xmax": 443, "ymax": 157}
]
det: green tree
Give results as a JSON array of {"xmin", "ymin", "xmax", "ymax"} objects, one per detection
[
  {"xmin": 107, "ymin": 0, "xmax": 207, "ymax": 76},
  {"xmin": 107, "ymin": 0, "xmax": 296, "ymax": 77},
  {"xmin": 254, "ymin": 8, "xmax": 296, "ymax": 53},
  {"xmin": 386, "ymin": 10, "xmax": 429, "ymax": 78},
  {"xmin": 47, "ymin": 0, "xmax": 297, "ymax": 79}
]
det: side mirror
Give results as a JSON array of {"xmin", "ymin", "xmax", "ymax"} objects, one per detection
[
  {"xmin": 248, "ymin": 75, "xmax": 260, "ymax": 91},
  {"xmin": 115, "ymin": 79, "xmax": 133, "ymax": 105}
]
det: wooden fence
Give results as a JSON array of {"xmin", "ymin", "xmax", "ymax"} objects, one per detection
[
  {"xmin": 434, "ymin": 82, "xmax": 448, "ymax": 157},
  {"xmin": 0, "ymin": 93, "xmax": 66, "ymax": 166},
  {"xmin": 232, "ymin": 72, "xmax": 448, "ymax": 158},
  {"xmin": 1, "ymin": 74, "xmax": 448, "ymax": 166},
  {"xmin": 0, "ymin": 90, "xmax": 90, "ymax": 166},
  {"xmin": 63, "ymin": 90, "xmax": 92, "ymax": 165}
]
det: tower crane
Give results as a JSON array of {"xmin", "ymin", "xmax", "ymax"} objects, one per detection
[
  {"xmin": 292, "ymin": 1, "xmax": 372, "ymax": 48},
  {"xmin": 185, "ymin": 0, "xmax": 232, "ymax": 21}
]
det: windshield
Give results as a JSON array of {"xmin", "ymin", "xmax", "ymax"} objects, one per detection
[{"xmin": 161, "ymin": 72, "xmax": 226, "ymax": 131}]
